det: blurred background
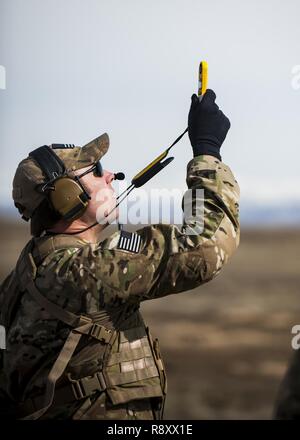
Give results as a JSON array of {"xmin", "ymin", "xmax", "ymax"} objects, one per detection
[{"xmin": 1, "ymin": 0, "xmax": 300, "ymax": 419}]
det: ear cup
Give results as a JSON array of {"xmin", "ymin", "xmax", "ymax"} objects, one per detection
[{"xmin": 49, "ymin": 177, "xmax": 89, "ymax": 221}]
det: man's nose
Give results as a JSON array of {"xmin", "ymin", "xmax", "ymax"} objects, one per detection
[{"xmin": 104, "ymin": 170, "xmax": 115, "ymax": 184}]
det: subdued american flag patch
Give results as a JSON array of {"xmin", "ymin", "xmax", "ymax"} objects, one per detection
[{"xmin": 117, "ymin": 231, "xmax": 141, "ymax": 253}]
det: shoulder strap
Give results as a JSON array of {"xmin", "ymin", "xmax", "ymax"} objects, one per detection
[
  {"xmin": 22, "ymin": 326, "xmax": 83, "ymax": 420},
  {"xmin": 18, "ymin": 246, "xmax": 112, "ymax": 340},
  {"xmin": 16, "ymin": 240, "xmax": 115, "ymax": 420}
]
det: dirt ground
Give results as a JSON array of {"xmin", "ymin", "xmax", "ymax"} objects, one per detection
[{"xmin": 0, "ymin": 218, "xmax": 299, "ymax": 419}]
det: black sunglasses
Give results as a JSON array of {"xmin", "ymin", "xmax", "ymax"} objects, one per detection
[{"xmin": 76, "ymin": 161, "xmax": 103, "ymax": 179}]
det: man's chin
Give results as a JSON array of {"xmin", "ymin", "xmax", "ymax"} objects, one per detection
[{"xmin": 101, "ymin": 206, "xmax": 119, "ymax": 225}]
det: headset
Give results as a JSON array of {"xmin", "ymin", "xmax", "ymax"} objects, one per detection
[
  {"xmin": 30, "ymin": 144, "xmax": 110, "ymax": 222},
  {"xmin": 29, "ymin": 145, "xmax": 93, "ymax": 221}
]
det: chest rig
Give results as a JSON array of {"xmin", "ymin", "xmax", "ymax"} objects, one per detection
[{"xmin": 1, "ymin": 234, "xmax": 166, "ymax": 419}]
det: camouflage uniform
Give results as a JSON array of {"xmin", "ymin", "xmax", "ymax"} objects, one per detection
[{"xmin": 0, "ymin": 135, "xmax": 240, "ymax": 420}]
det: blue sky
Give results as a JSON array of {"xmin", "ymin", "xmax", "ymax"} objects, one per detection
[{"xmin": 1, "ymin": 0, "xmax": 300, "ymax": 218}]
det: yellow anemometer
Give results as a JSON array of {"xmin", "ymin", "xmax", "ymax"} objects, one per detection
[
  {"xmin": 116, "ymin": 61, "xmax": 208, "ymax": 204},
  {"xmin": 198, "ymin": 60, "xmax": 208, "ymax": 97}
]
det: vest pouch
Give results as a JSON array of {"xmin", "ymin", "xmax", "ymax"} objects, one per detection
[{"xmin": 105, "ymin": 325, "xmax": 163, "ymax": 405}]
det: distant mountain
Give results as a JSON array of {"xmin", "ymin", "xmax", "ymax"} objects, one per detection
[{"xmin": 240, "ymin": 200, "xmax": 300, "ymax": 226}]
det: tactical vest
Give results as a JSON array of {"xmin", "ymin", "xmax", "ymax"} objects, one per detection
[{"xmin": 0, "ymin": 235, "xmax": 167, "ymax": 419}]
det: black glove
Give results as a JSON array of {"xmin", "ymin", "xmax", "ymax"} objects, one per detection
[{"xmin": 188, "ymin": 89, "xmax": 231, "ymax": 160}]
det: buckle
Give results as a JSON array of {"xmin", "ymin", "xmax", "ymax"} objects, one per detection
[
  {"xmin": 78, "ymin": 315, "xmax": 92, "ymax": 326},
  {"xmin": 70, "ymin": 378, "xmax": 85, "ymax": 400},
  {"xmin": 68, "ymin": 372, "xmax": 106, "ymax": 400},
  {"xmin": 90, "ymin": 324, "xmax": 112, "ymax": 343}
]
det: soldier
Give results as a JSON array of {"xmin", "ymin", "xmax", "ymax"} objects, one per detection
[{"xmin": 0, "ymin": 89, "xmax": 240, "ymax": 420}]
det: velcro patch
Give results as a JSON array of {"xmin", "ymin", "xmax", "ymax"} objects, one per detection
[{"xmin": 117, "ymin": 231, "xmax": 141, "ymax": 253}]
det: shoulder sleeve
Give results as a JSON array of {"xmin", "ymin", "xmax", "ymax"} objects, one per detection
[{"xmin": 68, "ymin": 155, "xmax": 240, "ymax": 307}]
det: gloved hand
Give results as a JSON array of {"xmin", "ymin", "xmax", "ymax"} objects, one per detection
[{"xmin": 188, "ymin": 89, "xmax": 231, "ymax": 160}]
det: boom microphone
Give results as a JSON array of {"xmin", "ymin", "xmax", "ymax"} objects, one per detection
[{"xmin": 114, "ymin": 172, "xmax": 125, "ymax": 180}]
